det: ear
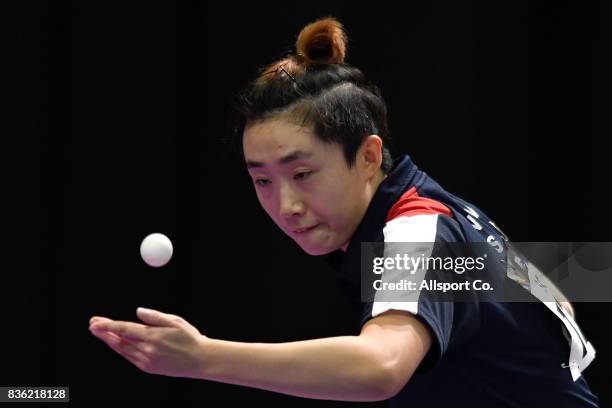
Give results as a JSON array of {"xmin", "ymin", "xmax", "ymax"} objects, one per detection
[{"xmin": 360, "ymin": 135, "xmax": 383, "ymax": 177}]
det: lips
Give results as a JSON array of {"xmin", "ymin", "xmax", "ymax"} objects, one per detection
[{"xmin": 293, "ymin": 224, "xmax": 320, "ymax": 234}]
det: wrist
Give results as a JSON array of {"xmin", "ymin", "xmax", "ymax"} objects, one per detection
[
  {"xmin": 196, "ymin": 335, "xmax": 223, "ymax": 381},
  {"xmin": 192, "ymin": 335, "xmax": 216, "ymax": 380}
]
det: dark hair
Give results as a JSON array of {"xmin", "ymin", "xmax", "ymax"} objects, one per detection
[{"xmin": 231, "ymin": 17, "xmax": 394, "ymax": 173}]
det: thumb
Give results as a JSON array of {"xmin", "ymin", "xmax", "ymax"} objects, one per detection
[{"xmin": 136, "ymin": 307, "xmax": 184, "ymax": 328}]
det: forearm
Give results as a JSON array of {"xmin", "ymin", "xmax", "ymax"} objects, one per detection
[{"xmin": 196, "ymin": 335, "xmax": 393, "ymax": 401}]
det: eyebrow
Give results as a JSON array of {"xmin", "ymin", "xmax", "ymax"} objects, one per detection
[{"xmin": 246, "ymin": 150, "xmax": 313, "ymax": 169}]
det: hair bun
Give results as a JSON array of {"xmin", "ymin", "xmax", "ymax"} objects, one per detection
[{"xmin": 296, "ymin": 17, "xmax": 347, "ymax": 66}]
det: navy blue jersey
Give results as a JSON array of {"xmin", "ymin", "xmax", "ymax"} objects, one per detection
[{"xmin": 326, "ymin": 154, "xmax": 599, "ymax": 407}]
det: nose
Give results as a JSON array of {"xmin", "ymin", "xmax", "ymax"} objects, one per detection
[{"xmin": 279, "ymin": 182, "xmax": 305, "ymax": 219}]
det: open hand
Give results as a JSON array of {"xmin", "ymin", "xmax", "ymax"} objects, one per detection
[{"xmin": 89, "ymin": 308, "xmax": 207, "ymax": 378}]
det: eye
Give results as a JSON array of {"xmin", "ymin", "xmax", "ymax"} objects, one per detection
[
  {"xmin": 254, "ymin": 178, "xmax": 271, "ymax": 187},
  {"xmin": 294, "ymin": 171, "xmax": 312, "ymax": 181}
]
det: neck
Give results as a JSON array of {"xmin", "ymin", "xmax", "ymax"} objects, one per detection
[{"xmin": 341, "ymin": 171, "xmax": 388, "ymax": 252}]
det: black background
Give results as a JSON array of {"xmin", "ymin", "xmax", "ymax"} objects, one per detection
[{"xmin": 2, "ymin": 1, "xmax": 608, "ymax": 407}]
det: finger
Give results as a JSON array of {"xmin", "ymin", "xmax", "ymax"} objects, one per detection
[
  {"xmin": 91, "ymin": 329, "xmax": 149, "ymax": 363},
  {"xmin": 89, "ymin": 320, "xmax": 149, "ymax": 341},
  {"xmin": 136, "ymin": 307, "xmax": 184, "ymax": 328},
  {"xmin": 89, "ymin": 316, "xmax": 112, "ymax": 325},
  {"xmin": 93, "ymin": 327, "xmax": 145, "ymax": 347},
  {"xmin": 98, "ymin": 332, "xmax": 150, "ymax": 372},
  {"xmin": 90, "ymin": 329, "xmax": 153, "ymax": 374},
  {"xmin": 91, "ymin": 328, "xmax": 152, "ymax": 355}
]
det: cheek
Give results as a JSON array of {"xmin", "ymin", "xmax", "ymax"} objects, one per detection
[
  {"xmin": 256, "ymin": 189, "xmax": 301, "ymax": 232},
  {"xmin": 319, "ymin": 184, "xmax": 361, "ymax": 227},
  {"xmin": 255, "ymin": 191, "xmax": 278, "ymax": 219}
]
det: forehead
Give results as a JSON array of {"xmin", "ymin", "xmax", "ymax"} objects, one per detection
[{"xmin": 243, "ymin": 118, "xmax": 324, "ymax": 161}]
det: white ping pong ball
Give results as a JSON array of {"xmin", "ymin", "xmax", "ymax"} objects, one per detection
[{"xmin": 140, "ymin": 233, "xmax": 173, "ymax": 267}]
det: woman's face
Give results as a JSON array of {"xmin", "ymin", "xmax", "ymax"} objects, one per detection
[{"xmin": 243, "ymin": 117, "xmax": 384, "ymax": 255}]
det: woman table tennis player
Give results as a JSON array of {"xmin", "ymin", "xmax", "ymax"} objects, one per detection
[{"xmin": 89, "ymin": 17, "xmax": 599, "ymax": 407}]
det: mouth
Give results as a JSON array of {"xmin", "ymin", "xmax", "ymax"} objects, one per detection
[{"xmin": 293, "ymin": 224, "xmax": 320, "ymax": 234}]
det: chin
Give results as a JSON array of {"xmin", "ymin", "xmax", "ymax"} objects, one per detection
[{"xmin": 299, "ymin": 243, "xmax": 340, "ymax": 256}]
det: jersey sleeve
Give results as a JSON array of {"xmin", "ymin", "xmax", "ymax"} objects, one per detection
[{"xmin": 358, "ymin": 213, "xmax": 479, "ymax": 374}]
